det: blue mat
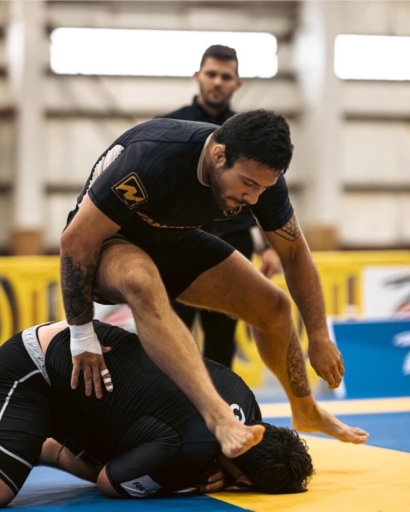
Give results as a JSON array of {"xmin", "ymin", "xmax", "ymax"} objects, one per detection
[
  {"xmin": 12, "ymin": 468, "xmax": 248, "ymax": 511},
  {"xmin": 266, "ymin": 412, "xmax": 410, "ymax": 453}
]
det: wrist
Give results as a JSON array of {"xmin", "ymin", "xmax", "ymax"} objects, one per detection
[
  {"xmin": 69, "ymin": 322, "xmax": 102, "ymax": 356},
  {"xmin": 69, "ymin": 322, "xmax": 95, "ymax": 341}
]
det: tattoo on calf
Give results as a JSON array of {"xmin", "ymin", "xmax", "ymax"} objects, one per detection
[
  {"xmin": 286, "ymin": 332, "xmax": 311, "ymax": 398},
  {"xmin": 61, "ymin": 253, "xmax": 99, "ymax": 324},
  {"xmin": 274, "ymin": 214, "xmax": 300, "ymax": 242}
]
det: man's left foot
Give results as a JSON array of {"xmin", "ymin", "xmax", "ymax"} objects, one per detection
[{"xmin": 292, "ymin": 405, "xmax": 369, "ymax": 444}]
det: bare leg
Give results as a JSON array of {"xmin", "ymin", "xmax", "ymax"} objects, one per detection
[
  {"xmin": 178, "ymin": 251, "xmax": 369, "ymax": 444},
  {"xmin": 40, "ymin": 439, "xmax": 99, "ymax": 482},
  {"xmin": 94, "ymin": 240, "xmax": 264, "ymax": 457},
  {"xmin": 0, "ymin": 479, "xmax": 14, "ymax": 508}
]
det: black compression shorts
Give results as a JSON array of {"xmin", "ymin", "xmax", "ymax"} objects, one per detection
[
  {"xmin": 0, "ymin": 330, "xmax": 51, "ymax": 495},
  {"xmin": 99, "ymin": 228, "xmax": 235, "ymax": 302}
]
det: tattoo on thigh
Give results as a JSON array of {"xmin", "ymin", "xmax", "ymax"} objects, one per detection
[
  {"xmin": 274, "ymin": 214, "xmax": 300, "ymax": 242},
  {"xmin": 286, "ymin": 332, "xmax": 310, "ymax": 398},
  {"xmin": 61, "ymin": 253, "xmax": 99, "ymax": 324}
]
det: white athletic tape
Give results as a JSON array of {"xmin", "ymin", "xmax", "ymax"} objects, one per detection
[
  {"xmin": 106, "ymin": 385, "xmax": 113, "ymax": 391},
  {"xmin": 69, "ymin": 322, "xmax": 102, "ymax": 357},
  {"xmin": 100, "ymin": 369, "xmax": 109, "ymax": 377},
  {"xmin": 103, "ymin": 378, "xmax": 112, "ymax": 384}
]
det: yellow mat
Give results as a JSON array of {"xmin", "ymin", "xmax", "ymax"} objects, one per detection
[{"xmin": 213, "ymin": 435, "xmax": 410, "ymax": 512}]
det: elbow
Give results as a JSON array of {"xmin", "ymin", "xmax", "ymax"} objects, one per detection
[{"xmin": 60, "ymin": 225, "xmax": 100, "ymax": 259}]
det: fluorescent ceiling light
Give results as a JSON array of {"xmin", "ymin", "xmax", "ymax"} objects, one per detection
[
  {"xmin": 50, "ymin": 28, "xmax": 277, "ymax": 78},
  {"xmin": 334, "ymin": 34, "xmax": 410, "ymax": 81}
]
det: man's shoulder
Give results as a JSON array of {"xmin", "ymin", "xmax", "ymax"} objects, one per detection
[
  {"xmin": 116, "ymin": 118, "xmax": 215, "ymax": 147},
  {"xmin": 159, "ymin": 105, "xmax": 196, "ymax": 121}
]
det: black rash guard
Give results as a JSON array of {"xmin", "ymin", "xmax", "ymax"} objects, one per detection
[
  {"xmin": 71, "ymin": 118, "xmax": 294, "ymax": 245},
  {"xmin": 45, "ymin": 321, "xmax": 262, "ymax": 497}
]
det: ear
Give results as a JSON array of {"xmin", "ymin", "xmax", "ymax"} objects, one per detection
[
  {"xmin": 235, "ymin": 78, "xmax": 244, "ymax": 91},
  {"xmin": 213, "ymin": 144, "xmax": 226, "ymax": 165},
  {"xmin": 193, "ymin": 71, "xmax": 200, "ymax": 82}
]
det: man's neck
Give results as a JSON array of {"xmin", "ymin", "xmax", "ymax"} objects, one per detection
[{"xmin": 197, "ymin": 95, "xmax": 228, "ymax": 119}]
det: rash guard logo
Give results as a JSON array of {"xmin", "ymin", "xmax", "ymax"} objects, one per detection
[
  {"xmin": 230, "ymin": 403, "xmax": 245, "ymax": 424},
  {"xmin": 121, "ymin": 475, "xmax": 161, "ymax": 497},
  {"xmin": 112, "ymin": 173, "xmax": 148, "ymax": 209}
]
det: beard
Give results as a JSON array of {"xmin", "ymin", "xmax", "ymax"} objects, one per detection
[
  {"xmin": 208, "ymin": 165, "xmax": 231, "ymax": 209},
  {"xmin": 208, "ymin": 165, "xmax": 241, "ymax": 211},
  {"xmin": 208, "ymin": 169, "xmax": 226, "ymax": 209},
  {"xmin": 199, "ymin": 84, "xmax": 232, "ymax": 110}
]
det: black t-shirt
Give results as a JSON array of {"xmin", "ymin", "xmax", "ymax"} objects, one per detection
[
  {"xmin": 160, "ymin": 95, "xmax": 234, "ymax": 126},
  {"xmin": 45, "ymin": 321, "xmax": 262, "ymax": 496},
  {"xmin": 160, "ymin": 96, "xmax": 256, "ymax": 237},
  {"xmin": 73, "ymin": 118, "xmax": 293, "ymax": 244}
]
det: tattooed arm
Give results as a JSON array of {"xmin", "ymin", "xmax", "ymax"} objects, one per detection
[
  {"xmin": 60, "ymin": 195, "xmax": 121, "ymax": 398},
  {"xmin": 264, "ymin": 214, "xmax": 345, "ymax": 389}
]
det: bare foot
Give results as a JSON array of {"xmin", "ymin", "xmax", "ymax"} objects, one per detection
[
  {"xmin": 212, "ymin": 419, "xmax": 265, "ymax": 458},
  {"xmin": 292, "ymin": 406, "xmax": 369, "ymax": 444}
]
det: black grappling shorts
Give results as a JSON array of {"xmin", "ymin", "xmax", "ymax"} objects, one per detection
[{"xmin": 0, "ymin": 328, "xmax": 52, "ymax": 495}]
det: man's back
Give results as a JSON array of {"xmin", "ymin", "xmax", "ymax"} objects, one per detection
[{"xmin": 45, "ymin": 321, "xmax": 261, "ymax": 491}]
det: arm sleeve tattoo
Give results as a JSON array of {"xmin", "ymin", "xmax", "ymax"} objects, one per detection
[
  {"xmin": 274, "ymin": 214, "xmax": 301, "ymax": 242},
  {"xmin": 60, "ymin": 251, "xmax": 100, "ymax": 325}
]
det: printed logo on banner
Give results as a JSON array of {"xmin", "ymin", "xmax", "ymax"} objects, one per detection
[
  {"xmin": 112, "ymin": 173, "xmax": 148, "ymax": 209},
  {"xmin": 393, "ymin": 331, "xmax": 410, "ymax": 375}
]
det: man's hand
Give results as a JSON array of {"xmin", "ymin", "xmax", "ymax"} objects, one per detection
[
  {"xmin": 71, "ymin": 349, "xmax": 112, "ymax": 399},
  {"xmin": 196, "ymin": 467, "xmax": 226, "ymax": 493},
  {"xmin": 260, "ymin": 248, "xmax": 281, "ymax": 278},
  {"xmin": 70, "ymin": 322, "xmax": 113, "ymax": 399},
  {"xmin": 308, "ymin": 338, "xmax": 345, "ymax": 389}
]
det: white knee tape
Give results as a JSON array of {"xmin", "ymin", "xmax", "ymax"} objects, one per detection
[{"xmin": 69, "ymin": 322, "xmax": 102, "ymax": 357}]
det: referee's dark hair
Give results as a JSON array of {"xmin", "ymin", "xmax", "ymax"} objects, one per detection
[
  {"xmin": 234, "ymin": 424, "xmax": 315, "ymax": 494},
  {"xmin": 213, "ymin": 109, "xmax": 294, "ymax": 173},
  {"xmin": 200, "ymin": 45, "xmax": 239, "ymax": 75}
]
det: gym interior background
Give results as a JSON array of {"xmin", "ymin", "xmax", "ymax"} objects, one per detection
[{"xmin": 0, "ymin": 2, "xmax": 409, "ymax": 511}]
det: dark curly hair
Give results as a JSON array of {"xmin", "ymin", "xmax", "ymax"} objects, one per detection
[
  {"xmin": 212, "ymin": 109, "xmax": 293, "ymax": 172},
  {"xmin": 234, "ymin": 423, "xmax": 315, "ymax": 494}
]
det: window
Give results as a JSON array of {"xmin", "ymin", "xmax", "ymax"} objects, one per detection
[
  {"xmin": 334, "ymin": 34, "xmax": 410, "ymax": 81},
  {"xmin": 50, "ymin": 28, "xmax": 277, "ymax": 78}
]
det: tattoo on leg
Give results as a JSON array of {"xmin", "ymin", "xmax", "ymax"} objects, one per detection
[
  {"xmin": 61, "ymin": 252, "xmax": 99, "ymax": 324},
  {"xmin": 274, "ymin": 214, "xmax": 300, "ymax": 242},
  {"xmin": 286, "ymin": 332, "xmax": 311, "ymax": 398}
]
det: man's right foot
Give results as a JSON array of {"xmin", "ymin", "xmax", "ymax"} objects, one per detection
[{"xmin": 212, "ymin": 417, "xmax": 265, "ymax": 458}]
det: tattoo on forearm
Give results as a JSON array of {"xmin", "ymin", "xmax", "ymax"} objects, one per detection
[
  {"xmin": 61, "ymin": 252, "xmax": 100, "ymax": 324},
  {"xmin": 274, "ymin": 214, "xmax": 300, "ymax": 242},
  {"xmin": 286, "ymin": 332, "xmax": 311, "ymax": 398}
]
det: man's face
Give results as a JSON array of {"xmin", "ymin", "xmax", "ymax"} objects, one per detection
[
  {"xmin": 194, "ymin": 57, "xmax": 243, "ymax": 110},
  {"xmin": 209, "ymin": 151, "xmax": 282, "ymax": 211}
]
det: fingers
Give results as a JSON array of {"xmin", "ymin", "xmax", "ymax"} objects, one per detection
[
  {"xmin": 71, "ymin": 354, "xmax": 113, "ymax": 398},
  {"xmin": 207, "ymin": 470, "xmax": 224, "ymax": 484},
  {"xmin": 197, "ymin": 471, "xmax": 225, "ymax": 493},
  {"xmin": 100, "ymin": 368, "xmax": 113, "ymax": 393},
  {"xmin": 71, "ymin": 362, "xmax": 80, "ymax": 390},
  {"xmin": 92, "ymin": 364, "xmax": 103, "ymax": 399}
]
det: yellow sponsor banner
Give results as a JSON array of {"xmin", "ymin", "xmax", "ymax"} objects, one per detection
[
  {"xmin": 1, "ymin": 252, "xmax": 409, "ymax": 391},
  {"xmin": 0, "ymin": 257, "xmax": 63, "ymax": 343}
]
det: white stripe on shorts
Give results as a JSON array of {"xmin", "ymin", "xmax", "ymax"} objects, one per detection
[
  {"xmin": 0, "ymin": 446, "xmax": 32, "ymax": 469},
  {"xmin": 0, "ymin": 469, "xmax": 19, "ymax": 493}
]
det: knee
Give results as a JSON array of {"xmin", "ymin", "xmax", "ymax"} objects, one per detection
[
  {"xmin": 122, "ymin": 264, "xmax": 164, "ymax": 305},
  {"xmin": 0, "ymin": 479, "xmax": 15, "ymax": 508},
  {"xmin": 255, "ymin": 287, "xmax": 292, "ymax": 331}
]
